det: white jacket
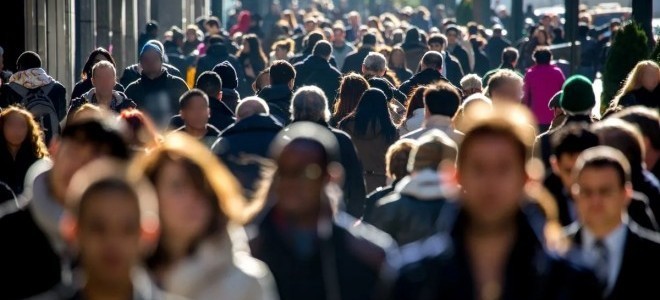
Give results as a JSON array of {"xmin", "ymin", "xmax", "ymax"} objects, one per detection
[{"xmin": 398, "ymin": 108, "xmax": 425, "ymax": 136}]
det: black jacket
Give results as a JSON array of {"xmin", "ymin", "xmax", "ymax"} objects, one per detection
[
  {"xmin": 250, "ymin": 209, "xmax": 395, "ymax": 300},
  {"xmin": 124, "ymin": 70, "xmax": 189, "ymax": 127},
  {"xmin": 484, "ymin": 36, "xmax": 512, "ymax": 69},
  {"xmin": 392, "ymin": 67, "xmax": 413, "ymax": 83},
  {"xmin": 341, "ymin": 47, "xmax": 373, "ymax": 74},
  {"xmin": 399, "ymin": 68, "xmax": 453, "ymax": 97},
  {"xmin": 449, "ymin": 44, "xmax": 470, "ymax": 74},
  {"xmin": 70, "ymin": 78, "xmax": 124, "ymax": 100},
  {"xmin": 443, "ymin": 51, "xmax": 465, "ymax": 88},
  {"xmin": 174, "ymin": 124, "xmax": 221, "ymax": 148},
  {"xmin": 544, "ymin": 173, "xmax": 576, "ymax": 226},
  {"xmin": 619, "ymin": 86, "xmax": 660, "ymax": 109},
  {"xmin": 363, "ymin": 179, "xmax": 401, "ymax": 221},
  {"xmin": 470, "ymin": 40, "xmax": 490, "ymax": 77},
  {"xmin": 119, "ymin": 63, "xmax": 184, "ymax": 88},
  {"xmin": 366, "ymin": 170, "xmax": 447, "ymax": 245},
  {"xmin": 328, "ymin": 125, "xmax": 366, "ymax": 218},
  {"xmin": 565, "ymin": 222, "xmax": 660, "ymax": 300},
  {"xmin": 221, "ymin": 88, "xmax": 240, "ymax": 113},
  {"xmin": 194, "ymin": 43, "xmax": 244, "ymax": 83},
  {"xmin": 534, "ymin": 114, "xmax": 593, "ymax": 169},
  {"xmin": 258, "ymin": 84, "xmax": 293, "ymax": 125},
  {"xmin": 389, "ymin": 204, "xmax": 601, "ymax": 300},
  {"xmin": 0, "ymin": 144, "xmax": 39, "ymax": 196},
  {"xmin": 169, "ymin": 96, "xmax": 235, "ymax": 131},
  {"xmin": 294, "ymin": 56, "xmax": 342, "ymax": 104},
  {"xmin": 212, "ymin": 114, "xmax": 282, "ymax": 197}
]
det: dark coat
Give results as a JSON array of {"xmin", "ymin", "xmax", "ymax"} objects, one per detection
[
  {"xmin": 221, "ymin": 88, "xmax": 240, "ymax": 113},
  {"xmin": 449, "ymin": 44, "xmax": 470, "ymax": 74},
  {"xmin": 632, "ymin": 169, "xmax": 660, "ymax": 231},
  {"xmin": 0, "ymin": 144, "xmax": 38, "ymax": 195},
  {"xmin": 389, "ymin": 204, "xmax": 601, "ymax": 300},
  {"xmin": 341, "ymin": 47, "xmax": 374, "ymax": 74},
  {"xmin": 258, "ymin": 84, "xmax": 293, "ymax": 125},
  {"xmin": 328, "ymin": 125, "xmax": 366, "ymax": 218},
  {"xmin": 124, "ymin": 70, "xmax": 189, "ymax": 127},
  {"xmin": 399, "ymin": 68, "xmax": 453, "ymax": 97},
  {"xmin": 401, "ymin": 44, "xmax": 428, "ymax": 72},
  {"xmin": 70, "ymin": 78, "xmax": 124, "ymax": 100},
  {"xmin": 174, "ymin": 124, "xmax": 221, "ymax": 148},
  {"xmin": 119, "ymin": 63, "xmax": 184, "ymax": 88},
  {"xmin": 294, "ymin": 56, "xmax": 342, "ymax": 104},
  {"xmin": 484, "ymin": 36, "xmax": 512, "ymax": 69},
  {"xmin": 543, "ymin": 173, "xmax": 576, "ymax": 226},
  {"xmin": 363, "ymin": 179, "xmax": 401, "ymax": 221},
  {"xmin": 169, "ymin": 96, "xmax": 235, "ymax": 131},
  {"xmin": 194, "ymin": 43, "xmax": 244, "ymax": 83},
  {"xmin": 534, "ymin": 114, "xmax": 593, "ymax": 169},
  {"xmin": 565, "ymin": 222, "xmax": 660, "ymax": 300},
  {"xmin": 443, "ymin": 52, "xmax": 465, "ymax": 88},
  {"xmin": 619, "ymin": 86, "xmax": 660, "ymax": 109},
  {"xmin": 392, "ymin": 67, "xmax": 413, "ymax": 83},
  {"xmin": 250, "ymin": 209, "xmax": 394, "ymax": 300},
  {"xmin": 470, "ymin": 41, "xmax": 491, "ymax": 77},
  {"xmin": 211, "ymin": 114, "xmax": 283, "ymax": 197}
]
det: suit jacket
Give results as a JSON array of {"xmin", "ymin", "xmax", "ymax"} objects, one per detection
[{"xmin": 565, "ymin": 222, "xmax": 660, "ymax": 300}]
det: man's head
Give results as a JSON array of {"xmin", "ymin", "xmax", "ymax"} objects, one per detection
[
  {"xmin": 332, "ymin": 23, "xmax": 346, "ymax": 44},
  {"xmin": 303, "ymin": 17, "xmax": 317, "ymax": 33},
  {"xmin": 501, "ymin": 47, "xmax": 519, "ymax": 67},
  {"xmin": 485, "ymin": 69, "xmax": 523, "ymax": 103},
  {"xmin": 550, "ymin": 124, "xmax": 600, "ymax": 189},
  {"xmin": 427, "ymin": 34, "xmax": 447, "ymax": 52},
  {"xmin": 269, "ymin": 60, "xmax": 296, "ymax": 89},
  {"xmin": 591, "ymin": 118, "xmax": 645, "ymax": 172},
  {"xmin": 146, "ymin": 21, "xmax": 159, "ymax": 37},
  {"xmin": 139, "ymin": 42, "xmax": 164, "ymax": 78},
  {"xmin": 16, "ymin": 51, "xmax": 42, "ymax": 71},
  {"xmin": 361, "ymin": 32, "xmax": 377, "ymax": 48},
  {"xmin": 348, "ymin": 11, "xmax": 361, "ymax": 28},
  {"xmin": 290, "ymin": 86, "xmax": 330, "ymax": 123},
  {"xmin": 179, "ymin": 89, "xmax": 210, "ymax": 131},
  {"xmin": 420, "ymin": 51, "xmax": 443, "ymax": 71},
  {"xmin": 312, "ymin": 40, "xmax": 333, "ymax": 61},
  {"xmin": 195, "ymin": 71, "xmax": 223, "ymax": 100},
  {"xmin": 572, "ymin": 146, "xmax": 633, "ymax": 238},
  {"xmin": 235, "ymin": 96, "xmax": 269, "ymax": 121},
  {"xmin": 90, "ymin": 61, "xmax": 116, "ymax": 96},
  {"xmin": 460, "ymin": 74, "xmax": 483, "ymax": 97},
  {"xmin": 610, "ymin": 107, "xmax": 660, "ymax": 170},
  {"xmin": 212, "ymin": 61, "xmax": 239, "ymax": 90},
  {"xmin": 409, "ymin": 130, "xmax": 458, "ymax": 173},
  {"xmin": 560, "ymin": 75, "xmax": 595, "ymax": 116},
  {"xmin": 204, "ymin": 17, "xmax": 221, "ymax": 35},
  {"xmin": 424, "ymin": 82, "xmax": 461, "ymax": 118},
  {"xmin": 386, "ymin": 139, "xmax": 415, "ymax": 181},
  {"xmin": 362, "ymin": 52, "xmax": 387, "ymax": 77},
  {"xmin": 532, "ymin": 46, "xmax": 552, "ymax": 65},
  {"xmin": 444, "ymin": 25, "xmax": 460, "ymax": 45}
]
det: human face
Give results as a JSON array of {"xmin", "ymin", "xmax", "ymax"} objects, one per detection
[
  {"xmin": 241, "ymin": 40, "xmax": 251, "ymax": 53},
  {"xmin": 391, "ymin": 51, "xmax": 405, "ymax": 67},
  {"xmin": 551, "ymin": 153, "xmax": 580, "ymax": 190},
  {"xmin": 304, "ymin": 21, "xmax": 316, "ymax": 33},
  {"xmin": 429, "ymin": 42, "xmax": 444, "ymax": 52},
  {"xmin": 2, "ymin": 113, "xmax": 28, "ymax": 147},
  {"xmin": 275, "ymin": 46, "xmax": 288, "ymax": 60},
  {"xmin": 640, "ymin": 65, "xmax": 660, "ymax": 91},
  {"xmin": 186, "ymin": 30, "xmax": 197, "ymax": 41},
  {"xmin": 77, "ymin": 190, "xmax": 140, "ymax": 284},
  {"xmin": 274, "ymin": 142, "xmax": 326, "ymax": 220},
  {"xmin": 52, "ymin": 141, "xmax": 102, "ymax": 202},
  {"xmin": 155, "ymin": 160, "xmax": 212, "ymax": 248},
  {"xmin": 446, "ymin": 31, "xmax": 458, "ymax": 45},
  {"xmin": 573, "ymin": 167, "xmax": 631, "ymax": 237},
  {"xmin": 181, "ymin": 96, "xmax": 209, "ymax": 131},
  {"xmin": 139, "ymin": 51, "xmax": 163, "ymax": 78},
  {"xmin": 534, "ymin": 29, "xmax": 547, "ymax": 44},
  {"xmin": 91, "ymin": 67, "xmax": 116, "ymax": 97},
  {"xmin": 206, "ymin": 24, "xmax": 220, "ymax": 35},
  {"xmin": 458, "ymin": 136, "xmax": 527, "ymax": 226},
  {"xmin": 333, "ymin": 29, "xmax": 346, "ymax": 44}
]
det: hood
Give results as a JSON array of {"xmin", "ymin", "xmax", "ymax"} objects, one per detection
[
  {"xmin": 230, "ymin": 10, "xmax": 252, "ymax": 35},
  {"xmin": 221, "ymin": 114, "xmax": 283, "ymax": 137},
  {"xmin": 139, "ymin": 68, "xmax": 169, "ymax": 84},
  {"xmin": 206, "ymin": 42, "xmax": 229, "ymax": 58},
  {"xmin": 222, "ymin": 87, "xmax": 240, "ymax": 99},
  {"xmin": 9, "ymin": 68, "xmax": 54, "ymax": 88},
  {"xmin": 258, "ymin": 84, "xmax": 292, "ymax": 103},
  {"xmin": 395, "ymin": 169, "xmax": 444, "ymax": 200}
]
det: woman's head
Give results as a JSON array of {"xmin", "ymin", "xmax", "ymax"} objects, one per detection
[
  {"xmin": 389, "ymin": 47, "xmax": 407, "ymax": 69},
  {"xmin": 334, "ymin": 73, "xmax": 369, "ymax": 121},
  {"xmin": 272, "ymin": 39, "xmax": 294, "ymax": 60},
  {"xmin": 82, "ymin": 48, "xmax": 115, "ymax": 80},
  {"xmin": 405, "ymin": 85, "xmax": 427, "ymax": 119},
  {"xmin": 351, "ymin": 88, "xmax": 397, "ymax": 142},
  {"xmin": 0, "ymin": 107, "xmax": 48, "ymax": 158},
  {"xmin": 252, "ymin": 69, "xmax": 271, "ymax": 94},
  {"xmin": 118, "ymin": 109, "xmax": 161, "ymax": 150},
  {"xmin": 612, "ymin": 60, "xmax": 660, "ymax": 107},
  {"xmin": 533, "ymin": 26, "xmax": 550, "ymax": 45}
]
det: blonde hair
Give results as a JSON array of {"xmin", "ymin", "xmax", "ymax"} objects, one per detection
[
  {"xmin": 611, "ymin": 60, "xmax": 660, "ymax": 108},
  {"xmin": 91, "ymin": 60, "xmax": 116, "ymax": 78}
]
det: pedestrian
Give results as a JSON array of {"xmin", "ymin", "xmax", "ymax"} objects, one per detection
[
  {"xmin": 237, "ymin": 34, "xmax": 268, "ymax": 90},
  {"xmin": 398, "ymin": 86, "xmax": 427, "ymax": 135},
  {"xmin": 194, "ymin": 35, "xmax": 243, "ymax": 84},
  {"xmin": 427, "ymin": 34, "xmax": 464, "ymax": 87},
  {"xmin": 459, "ymin": 73, "xmax": 482, "ymax": 98},
  {"xmin": 444, "ymin": 25, "xmax": 470, "ymax": 74},
  {"xmin": 138, "ymin": 21, "xmax": 159, "ymax": 57},
  {"xmin": 213, "ymin": 61, "xmax": 241, "ymax": 112},
  {"xmin": 399, "ymin": 51, "xmax": 452, "ymax": 97},
  {"xmin": 342, "ymin": 33, "xmax": 377, "ymax": 74},
  {"xmin": 294, "ymin": 40, "xmax": 342, "ymax": 103},
  {"xmin": 171, "ymin": 89, "xmax": 221, "ymax": 148},
  {"xmin": 120, "ymin": 40, "xmax": 185, "ymax": 88},
  {"xmin": 69, "ymin": 61, "xmax": 137, "ymax": 117},
  {"xmin": 400, "ymin": 27, "xmax": 428, "ymax": 72},
  {"xmin": 523, "ymin": 46, "xmax": 565, "ymax": 131},
  {"xmin": 258, "ymin": 60, "xmax": 296, "ymax": 124},
  {"xmin": 484, "ymin": 25, "xmax": 511, "ymax": 69},
  {"xmin": 482, "ymin": 47, "xmax": 521, "ymax": 87},
  {"xmin": 401, "ymin": 82, "xmax": 462, "ymax": 142},
  {"xmin": 332, "ymin": 23, "xmax": 356, "ymax": 70},
  {"xmin": 611, "ymin": 107, "xmax": 660, "ymax": 183},
  {"xmin": 118, "ymin": 109, "xmax": 161, "ymax": 153},
  {"xmin": 71, "ymin": 48, "xmax": 124, "ymax": 100},
  {"xmin": 609, "ymin": 60, "xmax": 660, "ymax": 110},
  {"xmin": 388, "ymin": 47, "xmax": 413, "ymax": 83},
  {"xmin": 331, "ymin": 73, "xmax": 369, "ymax": 127},
  {"xmin": 484, "ymin": 68, "xmax": 523, "ymax": 103}
]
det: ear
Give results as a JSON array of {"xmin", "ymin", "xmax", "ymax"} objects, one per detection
[
  {"xmin": 90, "ymin": 77, "xmax": 96, "ymax": 86},
  {"xmin": 623, "ymin": 182, "xmax": 634, "ymax": 207},
  {"xmin": 550, "ymin": 155, "xmax": 560, "ymax": 175},
  {"xmin": 140, "ymin": 214, "xmax": 161, "ymax": 255},
  {"xmin": 59, "ymin": 211, "xmax": 78, "ymax": 247},
  {"xmin": 361, "ymin": 64, "xmax": 366, "ymax": 75},
  {"xmin": 217, "ymin": 91, "xmax": 223, "ymax": 100},
  {"xmin": 48, "ymin": 137, "xmax": 61, "ymax": 162},
  {"xmin": 288, "ymin": 79, "xmax": 295, "ymax": 90}
]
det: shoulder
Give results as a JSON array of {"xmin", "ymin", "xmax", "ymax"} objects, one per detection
[
  {"xmin": 629, "ymin": 222, "xmax": 660, "ymax": 246},
  {"xmin": 168, "ymin": 75, "xmax": 189, "ymax": 87},
  {"xmin": 335, "ymin": 212, "xmax": 397, "ymax": 252},
  {"xmin": 232, "ymin": 251, "xmax": 275, "ymax": 282}
]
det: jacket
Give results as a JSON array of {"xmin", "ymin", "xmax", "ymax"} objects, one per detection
[
  {"xmin": 0, "ymin": 69, "xmax": 67, "ymax": 121},
  {"xmin": 326, "ymin": 124, "xmax": 366, "ymax": 218},
  {"xmin": 398, "ymin": 108, "xmax": 424, "ymax": 136},
  {"xmin": 399, "ymin": 69, "xmax": 453, "ymax": 98},
  {"xmin": 470, "ymin": 40, "xmax": 491, "ymax": 77},
  {"xmin": 366, "ymin": 169, "xmax": 448, "ymax": 245},
  {"xmin": 524, "ymin": 64, "xmax": 565, "ymax": 125},
  {"xmin": 0, "ymin": 142, "xmax": 40, "ymax": 195},
  {"xmin": 119, "ymin": 63, "xmax": 184, "ymax": 88},
  {"xmin": 401, "ymin": 44, "xmax": 428, "ymax": 72},
  {"xmin": 339, "ymin": 118, "xmax": 399, "ymax": 193},
  {"xmin": 534, "ymin": 114, "xmax": 593, "ymax": 169},
  {"xmin": 619, "ymin": 86, "xmax": 660, "ymax": 109},
  {"xmin": 400, "ymin": 115, "xmax": 463, "ymax": 142},
  {"xmin": 212, "ymin": 115, "xmax": 283, "ymax": 197},
  {"xmin": 258, "ymin": 84, "xmax": 294, "ymax": 125},
  {"xmin": 389, "ymin": 204, "xmax": 602, "ymax": 300},
  {"xmin": 294, "ymin": 56, "xmax": 342, "ymax": 104},
  {"xmin": 448, "ymin": 43, "xmax": 470, "ymax": 74},
  {"xmin": 250, "ymin": 209, "xmax": 395, "ymax": 300},
  {"xmin": 443, "ymin": 51, "xmax": 465, "ymax": 88},
  {"xmin": 341, "ymin": 47, "xmax": 373, "ymax": 74},
  {"xmin": 564, "ymin": 221, "xmax": 660, "ymax": 300},
  {"xmin": 174, "ymin": 125, "xmax": 221, "ymax": 149},
  {"xmin": 222, "ymin": 88, "xmax": 241, "ymax": 113},
  {"xmin": 484, "ymin": 36, "xmax": 512, "ymax": 69},
  {"xmin": 165, "ymin": 225, "xmax": 278, "ymax": 300},
  {"xmin": 195, "ymin": 43, "xmax": 244, "ymax": 84},
  {"xmin": 392, "ymin": 67, "xmax": 413, "ymax": 83},
  {"xmin": 68, "ymin": 88, "xmax": 137, "ymax": 117},
  {"xmin": 482, "ymin": 64, "xmax": 522, "ymax": 87},
  {"xmin": 363, "ymin": 178, "xmax": 402, "ymax": 221},
  {"xmin": 70, "ymin": 78, "xmax": 124, "ymax": 100},
  {"xmin": 332, "ymin": 42, "xmax": 356, "ymax": 70},
  {"xmin": 169, "ymin": 96, "xmax": 236, "ymax": 131},
  {"xmin": 124, "ymin": 69, "xmax": 190, "ymax": 128}
]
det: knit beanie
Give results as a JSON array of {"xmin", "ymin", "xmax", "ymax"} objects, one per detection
[
  {"xmin": 140, "ymin": 42, "xmax": 163, "ymax": 61},
  {"xmin": 560, "ymin": 75, "xmax": 595, "ymax": 115},
  {"xmin": 212, "ymin": 61, "xmax": 238, "ymax": 89},
  {"xmin": 548, "ymin": 91, "xmax": 562, "ymax": 109},
  {"xmin": 408, "ymin": 129, "xmax": 458, "ymax": 172}
]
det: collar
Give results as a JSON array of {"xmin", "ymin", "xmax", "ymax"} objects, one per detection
[
  {"xmin": 423, "ymin": 115, "xmax": 453, "ymax": 128},
  {"xmin": 581, "ymin": 218, "xmax": 628, "ymax": 252}
]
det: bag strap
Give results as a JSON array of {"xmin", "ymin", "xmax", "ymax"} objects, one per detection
[{"xmin": 7, "ymin": 82, "xmax": 29, "ymax": 98}]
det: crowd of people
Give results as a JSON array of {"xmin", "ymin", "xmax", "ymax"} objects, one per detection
[{"xmin": 0, "ymin": 2, "xmax": 660, "ymax": 300}]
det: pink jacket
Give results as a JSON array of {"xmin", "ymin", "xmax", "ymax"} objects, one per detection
[{"xmin": 524, "ymin": 64, "xmax": 565, "ymax": 125}]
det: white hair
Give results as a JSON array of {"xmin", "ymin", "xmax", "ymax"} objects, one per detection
[
  {"xmin": 290, "ymin": 86, "xmax": 331, "ymax": 123},
  {"xmin": 460, "ymin": 74, "xmax": 483, "ymax": 91},
  {"xmin": 363, "ymin": 52, "xmax": 387, "ymax": 73}
]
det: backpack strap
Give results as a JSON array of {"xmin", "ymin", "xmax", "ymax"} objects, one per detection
[
  {"xmin": 7, "ymin": 82, "xmax": 29, "ymax": 98},
  {"xmin": 40, "ymin": 82, "xmax": 56, "ymax": 95}
]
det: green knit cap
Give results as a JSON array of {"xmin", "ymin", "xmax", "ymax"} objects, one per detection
[{"xmin": 559, "ymin": 75, "xmax": 595, "ymax": 114}]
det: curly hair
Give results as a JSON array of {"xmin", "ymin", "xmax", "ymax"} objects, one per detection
[{"xmin": 0, "ymin": 106, "xmax": 49, "ymax": 158}]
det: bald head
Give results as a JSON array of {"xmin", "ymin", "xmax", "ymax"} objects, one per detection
[{"xmin": 236, "ymin": 96, "xmax": 270, "ymax": 121}]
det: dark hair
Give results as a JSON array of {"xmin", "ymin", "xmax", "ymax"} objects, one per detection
[
  {"xmin": 304, "ymin": 32, "xmax": 325, "ymax": 52},
  {"xmin": 458, "ymin": 119, "xmax": 528, "ymax": 169},
  {"xmin": 62, "ymin": 117, "xmax": 130, "ymax": 160},
  {"xmin": 208, "ymin": 35, "xmax": 224, "ymax": 45},
  {"xmin": 405, "ymin": 86, "xmax": 427, "ymax": 119},
  {"xmin": 212, "ymin": 61, "xmax": 238, "ymax": 89},
  {"xmin": 533, "ymin": 46, "xmax": 552, "ymax": 65},
  {"xmin": 573, "ymin": 146, "xmax": 631, "ymax": 187},
  {"xmin": 550, "ymin": 124, "xmax": 600, "ymax": 158},
  {"xmin": 592, "ymin": 119, "xmax": 645, "ymax": 171},
  {"xmin": 388, "ymin": 47, "xmax": 408, "ymax": 69},
  {"xmin": 333, "ymin": 73, "xmax": 369, "ymax": 123},
  {"xmin": 445, "ymin": 25, "xmax": 460, "ymax": 35},
  {"xmin": 238, "ymin": 34, "xmax": 268, "ymax": 76},
  {"xmin": 313, "ymin": 40, "xmax": 332, "ymax": 58},
  {"xmin": 195, "ymin": 71, "xmax": 223, "ymax": 97},
  {"xmin": 81, "ymin": 48, "xmax": 116, "ymax": 80},
  {"xmin": 179, "ymin": 88, "xmax": 209, "ymax": 110},
  {"xmin": 16, "ymin": 51, "xmax": 42, "ymax": 71},
  {"xmin": 342, "ymin": 88, "xmax": 397, "ymax": 142},
  {"xmin": 270, "ymin": 60, "xmax": 296, "ymax": 85},
  {"xmin": 362, "ymin": 32, "xmax": 377, "ymax": 46},
  {"xmin": 424, "ymin": 83, "xmax": 461, "ymax": 117},
  {"xmin": 427, "ymin": 34, "xmax": 447, "ymax": 47},
  {"xmin": 422, "ymin": 51, "xmax": 443, "ymax": 69},
  {"xmin": 146, "ymin": 21, "xmax": 159, "ymax": 33},
  {"xmin": 77, "ymin": 179, "xmax": 139, "ymax": 220},
  {"xmin": 205, "ymin": 17, "xmax": 221, "ymax": 28},
  {"xmin": 611, "ymin": 106, "xmax": 660, "ymax": 150},
  {"xmin": 502, "ymin": 47, "xmax": 519, "ymax": 65}
]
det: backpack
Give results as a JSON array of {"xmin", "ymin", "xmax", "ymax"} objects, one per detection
[{"xmin": 8, "ymin": 82, "xmax": 60, "ymax": 142}]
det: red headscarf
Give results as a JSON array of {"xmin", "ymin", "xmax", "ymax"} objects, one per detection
[{"xmin": 230, "ymin": 10, "xmax": 252, "ymax": 36}]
